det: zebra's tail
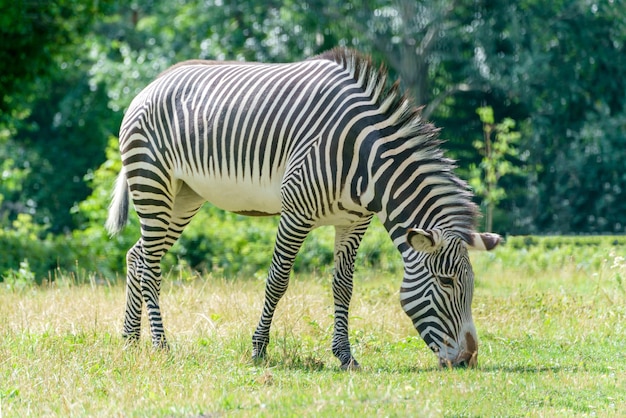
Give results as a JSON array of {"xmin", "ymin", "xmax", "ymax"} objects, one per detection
[{"xmin": 105, "ymin": 166, "xmax": 129, "ymax": 236}]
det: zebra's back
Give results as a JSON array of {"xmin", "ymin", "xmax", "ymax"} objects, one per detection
[{"xmin": 120, "ymin": 58, "xmax": 364, "ymax": 216}]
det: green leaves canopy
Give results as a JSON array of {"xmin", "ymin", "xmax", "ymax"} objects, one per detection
[{"xmin": 1, "ymin": 0, "xmax": 626, "ymax": 279}]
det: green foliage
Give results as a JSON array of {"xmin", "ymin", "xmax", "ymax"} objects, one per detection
[
  {"xmin": 469, "ymin": 106, "xmax": 523, "ymax": 232},
  {"xmin": 173, "ymin": 209, "xmax": 400, "ymax": 279},
  {"xmin": 0, "ymin": 0, "xmax": 102, "ymax": 117},
  {"xmin": 0, "ymin": 144, "xmax": 31, "ymax": 219},
  {"xmin": 505, "ymin": 235, "xmax": 626, "ymax": 250},
  {"xmin": 0, "ymin": 1, "xmax": 115, "ymax": 232},
  {"xmin": 476, "ymin": 1, "xmax": 626, "ymax": 233},
  {"xmin": 2, "ymin": 260, "xmax": 37, "ymax": 291},
  {"xmin": 169, "ymin": 208, "xmax": 278, "ymax": 278},
  {"xmin": 2, "ymin": 0, "xmax": 626, "ymax": 277},
  {"xmin": 9, "ymin": 64, "xmax": 115, "ymax": 232},
  {"xmin": 69, "ymin": 136, "xmax": 140, "ymax": 279},
  {"xmin": 0, "ymin": 214, "xmax": 57, "ymax": 283}
]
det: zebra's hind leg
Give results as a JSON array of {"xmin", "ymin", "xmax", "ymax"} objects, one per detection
[
  {"xmin": 332, "ymin": 218, "xmax": 371, "ymax": 370},
  {"xmin": 252, "ymin": 213, "xmax": 312, "ymax": 362},
  {"xmin": 131, "ymin": 181, "xmax": 204, "ymax": 349},
  {"xmin": 122, "ymin": 239, "xmax": 145, "ymax": 345}
]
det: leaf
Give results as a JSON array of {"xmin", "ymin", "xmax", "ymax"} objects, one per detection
[{"xmin": 477, "ymin": 106, "xmax": 495, "ymax": 125}]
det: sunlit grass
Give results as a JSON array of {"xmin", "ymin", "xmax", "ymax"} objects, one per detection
[{"xmin": 1, "ymin": 244, "xmax": 626, "ymax": 416}]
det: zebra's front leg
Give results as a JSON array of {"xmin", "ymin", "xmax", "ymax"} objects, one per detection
[
  {"xmin": 122, "ymin": 240, "xmax": 144, "ymax": 345},
  {"xmin": 332, "ymin": 219, "xmax": 371, "ymax": 370},
  {"xmin": 251, "ymin": 266, "xmax": 289, "ymax": 361},
  {"xmin": 252, "ymin": 214, "xmax": 311, "ymax": 361}
]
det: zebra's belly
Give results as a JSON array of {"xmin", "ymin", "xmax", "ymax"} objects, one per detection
[{"xmin": 182, "ymin": 174, "xmax": 283, "ymax": 216}]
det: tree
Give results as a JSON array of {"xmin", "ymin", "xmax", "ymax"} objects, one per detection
[
  {"xmin": 469, "ymin": 107, "xmax": 523, "ymax": 232},
  {"xmin": 474, "ymin": 0, "xmax": 626, "ymax": 233},
  {"xmin": 0, "ymin": 0, "xmax": 104, "ymax": 130},
  {"xmin": 4, "ymin": 0, "xmax": 626, "ymax": 252},
  {"xmin": 0, "ymin": 0, "xmax": 112, "ymax": 231}
]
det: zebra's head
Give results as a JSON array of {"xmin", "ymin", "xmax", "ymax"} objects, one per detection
[{"xmin": 401, "ymin": 227, "xmax": 501, "ymax": 368}]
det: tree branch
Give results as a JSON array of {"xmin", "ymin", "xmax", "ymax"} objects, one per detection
[{"xmin": 422, "ymin": 82, "xmax": 487, "ymax": 120}]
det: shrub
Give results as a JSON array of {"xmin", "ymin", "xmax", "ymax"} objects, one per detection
[
  {"xmin": 0, "ymin": 214, "xmax": 58, "ymax": 283},
  {"xmin": 11, "ymin": 136, "xmax": 625, "ymax": 285}
]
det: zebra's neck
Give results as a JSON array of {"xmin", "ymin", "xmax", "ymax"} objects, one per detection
[
  {"xmin": 312, "ymin": 50, "xmax": 478, "ymax": 245},
  {"xmin": 350, "ymin": 127, "xmax": 478, "ymax": 249}
]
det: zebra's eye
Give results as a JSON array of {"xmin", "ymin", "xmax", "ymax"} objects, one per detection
[{"xmin": 438, "ymin": 275, "xmax": 454, "ymax": 287}]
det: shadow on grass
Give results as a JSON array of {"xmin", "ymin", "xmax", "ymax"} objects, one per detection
[
  {"xmin": 255, "ymin": 357, "xmax": 443, "ymax": 373},
  {"xmin": 477, "ymin": 364, "xmax": 572, "ymax": 374},
  {"xmin": 284, "ymin": 363, "xmax": 593, "ymax": 374}
]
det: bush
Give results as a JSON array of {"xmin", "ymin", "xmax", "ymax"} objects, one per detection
[
  {"xmin": 170, "ymin": 208, "xmax": 400, "ymax": 279},
  {"xmin": 505, "ymin": 235, "xmax": 626, "ymax": 250},
  {"xmin": 0, "ymin": 214, "xmax": 58, "ymax": 284},
  {"xmin": 15, "ymin": 136, "xmax": 626, "ymax": 286}
]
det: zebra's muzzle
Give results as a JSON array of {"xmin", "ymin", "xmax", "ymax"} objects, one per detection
[
  {"xmin": 438, "ymin": 351, "xmax": 478, "ymax": 369},
  {"xmin": 438, "ymin": 331, "xmax": 478, "ymax": 368}
]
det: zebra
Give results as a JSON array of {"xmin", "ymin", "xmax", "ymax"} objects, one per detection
[{"xmin": 106, "ymin": 48, "xmax": 501, "ymax": 369}]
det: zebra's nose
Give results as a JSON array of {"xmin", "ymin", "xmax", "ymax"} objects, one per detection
[
  {"xmin": 453, "ymin": 351, "xmax": 477, "ymax": 368},
  {"xmin": 456, "ymin": 331, "xmax": 478, "ymax": 368}
]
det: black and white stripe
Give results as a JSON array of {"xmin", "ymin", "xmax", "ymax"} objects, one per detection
[{"xmin": 107, "ymin": 48, "xmax": 500, "ymax": 368}]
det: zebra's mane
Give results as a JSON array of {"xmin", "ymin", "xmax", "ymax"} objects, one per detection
[
  {"xmin": 313, "ymin": 48, "xmax": 479, "ymax": 240},
  {"xmin": 313, "ymin": 48, "xmax": 418, "ymax": 130}
]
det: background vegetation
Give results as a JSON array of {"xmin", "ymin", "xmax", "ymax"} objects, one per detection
[{"xmin": 2, "ymin": 0, "xmax": 626, "ymax": 280}]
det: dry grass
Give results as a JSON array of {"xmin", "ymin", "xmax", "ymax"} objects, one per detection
[{"xmin": 1, "ymin": 248, "xmax": 626, "ymax": 416}]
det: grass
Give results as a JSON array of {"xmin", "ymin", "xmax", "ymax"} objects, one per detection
[{"xmin": 1, "ymin": 242, "xmax": 626, "ymax": 417}]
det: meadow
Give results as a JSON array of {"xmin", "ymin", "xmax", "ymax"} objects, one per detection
[{"xmin": 1, "ymin": 236, "xmax": 625, "ymax": 417}]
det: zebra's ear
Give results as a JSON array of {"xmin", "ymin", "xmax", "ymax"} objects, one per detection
[
  {"xmin": 467, "ymin": 232, "xmax": 502, "ymax": 251},
  {"xmin": 406, "ymin": 228, "xmax": 444, "ymax": 253}
]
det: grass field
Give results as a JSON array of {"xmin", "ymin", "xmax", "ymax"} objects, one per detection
[{"xmin": 1, "ymin": 240, "xmax": 626, "ymax": 417}]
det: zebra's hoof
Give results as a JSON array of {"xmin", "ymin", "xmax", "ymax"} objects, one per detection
[
  {"xmin": 340, "ymin": 358, "xmax": 361, "ymax": 371},
  {"xmin": 122, "ymin": 333, "xmax": 140, "ymax": 350},
  {"xmin": 252, "ymin": 341, "xmax": 268, "ymax": 363},
  {"xmin": 152, "ymin": 338, "xmax": 170, "ymax": 351},
  {"xmin": 252, "ymin": 347, "xmax": 267, "ymax": 365},
  {"xmin": 251, "ymin": 355, "xmax": 267, "ymax": 366}
]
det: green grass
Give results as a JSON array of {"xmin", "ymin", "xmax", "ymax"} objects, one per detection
[{"xmin": 1, "ymin": 241, "xmax": 626, "ymax": 416}]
